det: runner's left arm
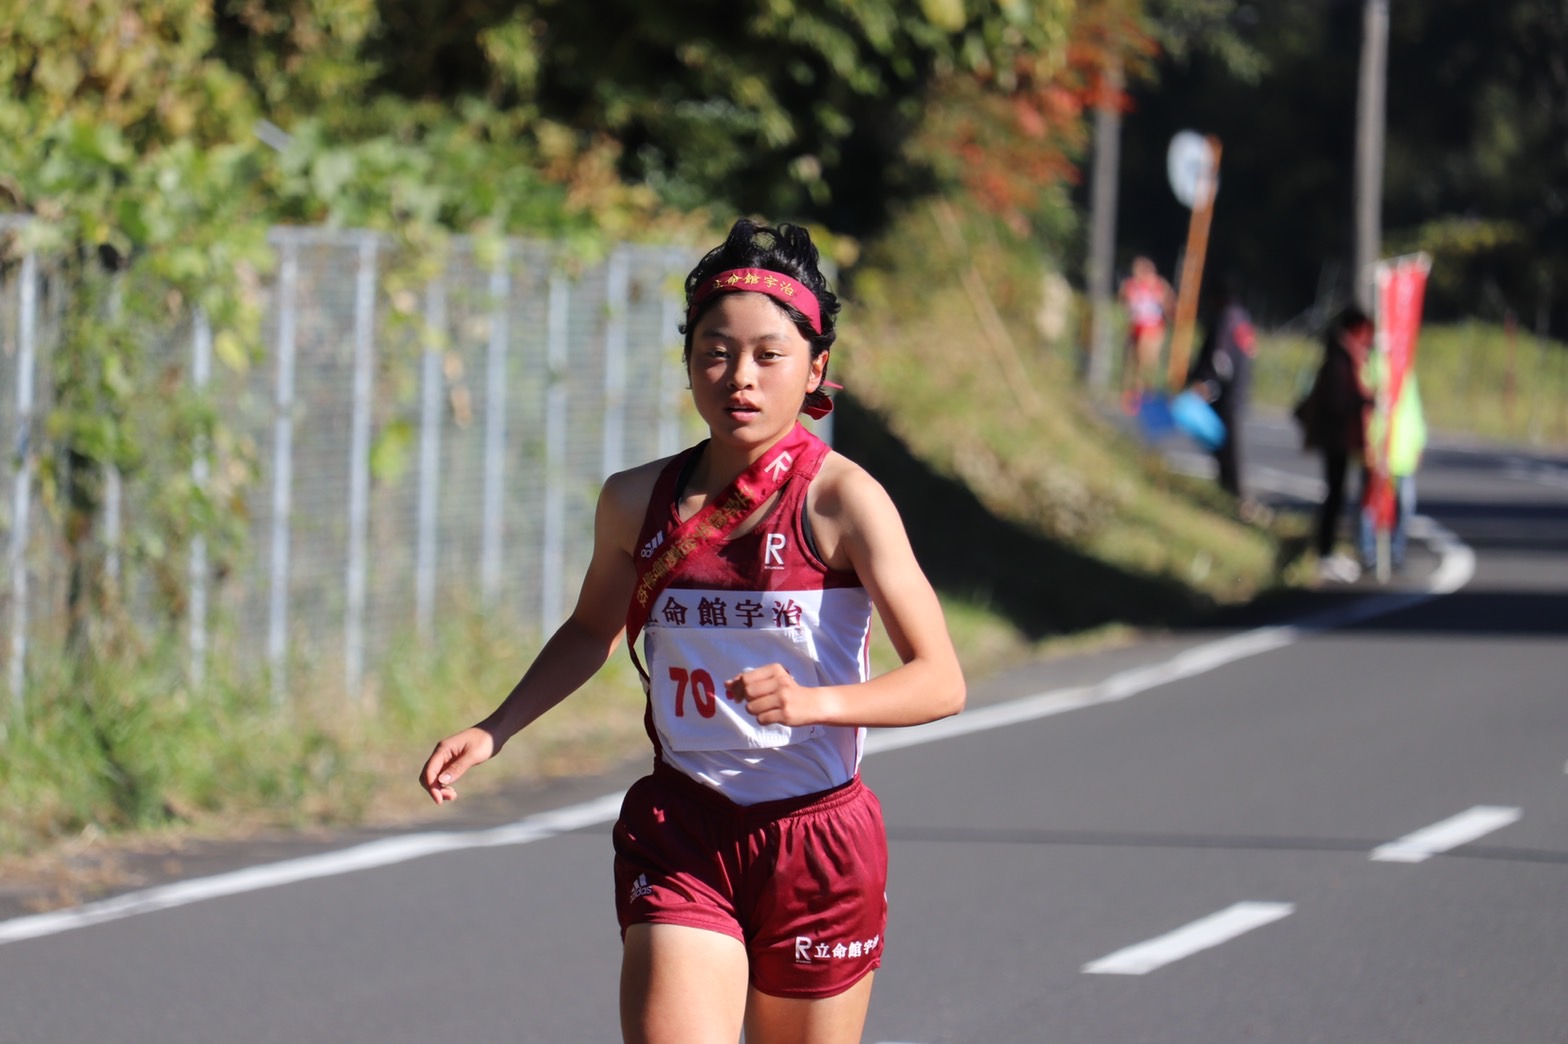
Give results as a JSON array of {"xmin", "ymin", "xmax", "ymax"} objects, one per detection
[{"xmin": 729, "ymin": 456, "xmax": 965, "ymax": 729}]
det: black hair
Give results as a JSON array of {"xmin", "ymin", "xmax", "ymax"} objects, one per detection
[
  {"xmin": 1327, "ymin": 304, "xmax": 1373, "ymax": 345},
  {"xmin": 1201, "ymin": 268, "xmax": 1244, "ymax": 317},
  {"xmin": 680, "ymin": 219, "xmax": 840, "ymax": 367},
  {"xmin": 1214, "ymin": 269, "xmax": 1244, "ymax": 303}
]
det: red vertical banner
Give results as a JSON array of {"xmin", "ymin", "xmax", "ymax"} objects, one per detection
[{"xmin": 1368, "ymin": 253, "xmax": 1431, "ymax": 528}]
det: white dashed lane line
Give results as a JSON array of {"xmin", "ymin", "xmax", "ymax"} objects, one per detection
[
  {"xmin": 1073, "ymin": 801, "xmax": 1526, "ymax": 977},
  {"xmin": 1369, "ymin": 805, "xmax": 1523, "ymax": 864},
  {"xmin": 1082, "ymin": 901, "xmax": 1295, "ymax": 976}
]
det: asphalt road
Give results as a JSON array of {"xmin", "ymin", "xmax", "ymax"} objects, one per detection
[{"xmin": 3, "ymin": 414, "xmax": 1566, "ymax": 1043}]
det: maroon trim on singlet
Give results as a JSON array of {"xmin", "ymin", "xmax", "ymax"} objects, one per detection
[
  {"xmin": 630, "ymin": 437, "xmax": 857, "ymax": 766},
  {"xmin": 631, "ymin": 446, "xmax": 703, "ymax": 571},
  {"xmin": 661, "ymin": 443, "xmax": 856, "ymax": 592}
]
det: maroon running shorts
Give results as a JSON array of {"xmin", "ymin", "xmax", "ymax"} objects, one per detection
[{"xmin": 613, "ymin": 762, "xmax": 889, "ymax": 999}]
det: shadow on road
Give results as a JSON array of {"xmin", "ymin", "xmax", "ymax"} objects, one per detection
[
  {"xmin": 1413, "ymin": 498, "xmax": 1568, "ymax": 555},
  {"xmin": 835, "ymin": 394, "xmax": 1568, "ymax": 643},
  {"xmin": 1350, "ymin": 588, "xmax": 1568, "ymax": 638},
  {"xmin": 832, "ymin": 394, "xmax": 1217, "ymax": 641}
]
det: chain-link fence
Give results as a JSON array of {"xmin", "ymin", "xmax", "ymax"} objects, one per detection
[{"xmin": 2, "ymin": 223, "xmax": 706, "ymax": 711}]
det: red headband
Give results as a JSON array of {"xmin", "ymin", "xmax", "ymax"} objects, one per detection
[{"xmin": 688, "ymin": 268, "xmax": 823, "ymax": 334}]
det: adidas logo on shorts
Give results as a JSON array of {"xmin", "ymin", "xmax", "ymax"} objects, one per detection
[{"xmin": 628, "ymin": 873, "xmax": 655, "ymax": 901}]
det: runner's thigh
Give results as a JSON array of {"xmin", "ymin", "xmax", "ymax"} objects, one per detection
[{"xmin": 621, "ymin": 923, "xmax": 749, "ymax": 1044}]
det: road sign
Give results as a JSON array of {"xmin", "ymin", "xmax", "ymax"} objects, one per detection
[{"xmin": 1168, "ymin": 131, "xmax": 1218, "ymax": 210}]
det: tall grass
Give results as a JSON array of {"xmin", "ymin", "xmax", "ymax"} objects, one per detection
[
  {"xmin": 1, "ymin": 608, "xmax": 648, "ymax": 861},
  {"xmin": 2, "ymin": 590, "xmax": 1058, "ymax": 866},
  {"xmin": 3, "ymin": 641, "xmax": 370, "ymax": 856}
]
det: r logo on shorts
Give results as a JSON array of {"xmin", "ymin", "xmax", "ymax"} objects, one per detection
[{"xmin": 793, "ymin": 932, "xmax": 880, "ymax": 964}]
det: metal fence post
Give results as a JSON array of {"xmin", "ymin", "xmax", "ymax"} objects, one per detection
[
  {"xmin": 345, "ymin": 235, "xmax": 377, "ymax": 700},
  {"xmin": 7, "ymin": 250, "xmax": 39, "ymax": 713},
  {"xmin": 481, "ymin": 243, "xmax": 510, "ymax": 607},
  {"xmin": 267, "ymin": 240, "xmax": 299, "ymax": 703},
  {"xmin": 415, "ymin": 274, "xmax": 446, "ymax": 639},
  {"xmin": 602, "ymin": 248, "xmax": 629, "ymax": 479},
  {"xmin": 542, "ymin": 270, "xmax": 569, "ymax": 630},
  {"xmin": 104, "ymin": 273, "xmax": 124, "ymax": 589},
  {"xmin": 659, "ymin": 254, "xmax": 684, "ymax": 459},
  {"xmin": 189, "ymin": 308, "xmax": 212, "ymax": 688}
]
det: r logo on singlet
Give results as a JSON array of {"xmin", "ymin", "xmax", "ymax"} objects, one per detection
[
  {"xmin": 763, "ymin": 532, "xmax": 787, "ymax": 568},
  {"xmin": 795, "ymin": 936, "xmax": 813, "ymax": 962}
]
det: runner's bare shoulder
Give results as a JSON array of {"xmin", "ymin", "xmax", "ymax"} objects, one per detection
[
  {"xmin": 597, "ymin": 455, "xmax": 678, "ymax": 553},
  {"xmin": 806, "ymin": 451, "xmax": 900, "ymax": 571}
]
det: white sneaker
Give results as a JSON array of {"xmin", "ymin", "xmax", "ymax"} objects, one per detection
[{"xmin": 1317, "ymin": 553, "xmax": 1361, "ymax": 583}]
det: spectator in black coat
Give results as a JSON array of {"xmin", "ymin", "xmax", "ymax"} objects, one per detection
[
  {"xmin": 1296, "ymin": 306, "xmax": 1374, "ymax": 581},
  {"xmin": 1188, "ymin": 277, "xmax": 1258, "ymax": 502}
]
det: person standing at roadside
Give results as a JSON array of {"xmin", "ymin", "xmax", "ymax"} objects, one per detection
[
  {"xmin": 1297, "ymin": 306, "xmax": 1375, "ymax": 582},
  {"xmin": 420, "ymin": 218, "xmax": 965, "ymax": 1043},
  {"xmin": 1187, "ymin": 275, "xmax": 1258, "ymax": 504}
]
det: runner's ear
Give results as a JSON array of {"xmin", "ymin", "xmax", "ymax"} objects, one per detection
[{"xmin": 808, "ymin": 350, "xmax": 829, "ymax": 392}]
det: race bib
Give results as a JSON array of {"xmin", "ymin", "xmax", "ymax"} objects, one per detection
[{"xmin": 644, "ymin": 624, "xmax": 823, "ymax": 752}]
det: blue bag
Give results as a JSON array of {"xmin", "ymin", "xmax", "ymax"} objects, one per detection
[
  {"xmin": 1135, "ymin": 392, "xmax": 1176, "ymax": 442},
  {"xmin": 1169, "ymin": 389, "xmax": 1227, "ymax": 450}
]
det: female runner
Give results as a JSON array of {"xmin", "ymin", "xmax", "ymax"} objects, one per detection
[{"xmin": 421, "ymin": 218, "xmax": 965, "ymax": 1043}]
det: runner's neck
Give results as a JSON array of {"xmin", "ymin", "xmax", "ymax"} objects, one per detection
[{"xmin": 689, "ymin": 427, "xmax": 802, "ymax": 498}]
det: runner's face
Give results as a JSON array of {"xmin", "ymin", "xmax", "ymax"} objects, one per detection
[{"xmin": 688, "ymin": 292, "xmax": 825, "ymax": 446}]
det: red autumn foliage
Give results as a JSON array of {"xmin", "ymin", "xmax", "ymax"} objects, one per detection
[{"xmin": 919, "ymin": 2, "xmax": 1158, "ymax": 233}]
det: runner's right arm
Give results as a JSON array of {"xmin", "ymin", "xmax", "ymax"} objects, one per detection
[{"xmin": 418, "ymin": 466, "xmax": 651, "ymax": 804}]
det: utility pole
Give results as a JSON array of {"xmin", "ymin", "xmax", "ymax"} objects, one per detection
[
  {"xmin": 1085, "ymin": 56, "xmax": 1123, "ymax": 391},
  {"xmin": 1354, "ymin": 0, "xmax": 1389, "ymax": 309}
]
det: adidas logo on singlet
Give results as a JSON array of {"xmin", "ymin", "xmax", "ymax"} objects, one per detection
[
  {"xmin": 628, "ymin": 873, "xmax": 655, "ymax": 900},
  {"xmin": 639, "ymin": 531, "xmax": 664, "ymax": 559}
]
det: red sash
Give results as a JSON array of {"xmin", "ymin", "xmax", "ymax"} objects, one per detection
[{"xmin": 625, "ymin": 423, "xmax": 829, "ymax": 658}]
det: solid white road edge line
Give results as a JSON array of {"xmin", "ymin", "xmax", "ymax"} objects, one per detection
[
  {"xmin": 0, "ymin": 519, "xmax": 1475, "ymax": 948},
  {"xmin": 1370, "ymin": 805, "xmax": 1522, "ymax": 864},
  {"xmin": 0, "ymin": 794, "xmax": 625, "ymax": 947},
  {"xmin": 1082, "ymin": 901, "xmax": 1295, "ymax": 975}
]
